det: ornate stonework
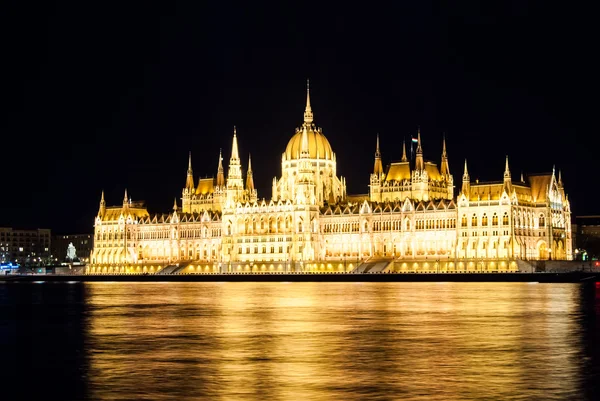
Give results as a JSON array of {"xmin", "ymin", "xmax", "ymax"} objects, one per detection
[{"xmin": 89, "ymin": 83, "xmax": 572, "ymax": 274}]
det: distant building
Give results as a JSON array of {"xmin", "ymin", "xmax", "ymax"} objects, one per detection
[
  {"xmin": 0, "ymin": 227, "xmax": 51, "ymax": 266},
  {"xmin": 575, "ymin": 216, "xmax": 600, "ymax": 236},
  {"xmin": 572, "ymin": 216, "xmax": 600, "ymax": 260},
  {"xmin": 51, "ymin": 234, "xmax": 93, "ymax": 263}
]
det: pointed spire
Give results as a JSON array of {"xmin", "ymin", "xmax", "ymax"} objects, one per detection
[
  {"xmin": 122, "ymin": 188, "xmax": 129, "ymax": 210},
  {"xmin": 185, "ymin": 151, "xmax": 194, "ymax": 190},
  {"xmin": 503, "ymin": 155, "xmax": 512, "ymax": 193},
  {"xmin": 558, "ymin": 169, "xmax": 563, "ymax": 187},
  {"xmin": 440, "ymin": 134, "xmax": 450, "ymax": 177},
  {"xmin": 303, "ymin": 79, "xmax": 313, "ymax": 124},
  {"xmin": 246, "ymin": 153, "xmax": 255, "ymax": 191},
  {"xmin": 401, "ymin": 139, "xmax": 407, "ymax": 162},
  {"xmin": 373, "ymin": 134, "xmax": 383, "ymax": 175},
  {"xmin": 230, "ymin": 126, "xmax": 240, "ymax": 162},
  {"xmin": 521, "ymin": 171, "xmax": 524, "ymax": 182},
  {"xmin": 442, "ymin": 134, "xmax": 447, "ymax": 157},
  {"xmin": 415, "ymin": 126, "xmax": 424, "ymax": 170},
  {"xmin": 462, "ymin": 159, "xmax": 470, "ymax": 197},
  {"xmin": 504, "ymin": 155, "xmax": 511, "ymax": 179},
  {"xmin": 98, "ymin": 190, "xmax": 106, "ymax": 217},
  {"xmin": 173, "ymin": 197, "xmax": 178, "ymax": 211},
  {"xmin": 216, "ymin": 148, "xmax": 225, "ymax": 187}
]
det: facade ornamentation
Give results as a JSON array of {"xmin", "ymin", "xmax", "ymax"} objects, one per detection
[{"xmin": 89, "ymin": 82, "xmax": 572, "ymax": 274}]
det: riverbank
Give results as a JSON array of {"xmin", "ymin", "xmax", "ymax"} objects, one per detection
[{"xmin": 1, "ymin": 271, "xmax": 598, "ymax": 283}]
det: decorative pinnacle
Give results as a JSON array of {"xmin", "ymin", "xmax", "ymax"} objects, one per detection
[
  {"xmin": 442, "ymin": 134, "xmax": 447, "ymax": 157},
  {"xmin": 463, "ymin": 159, "xmax": 469, "ymax": 177},
  {"xmin": 188, "ymin": 151, "xmax": 192, "ymax": 171},
  {"xmin": 303, "ymin": 79, "xmax": 313, "ymax": 124}
]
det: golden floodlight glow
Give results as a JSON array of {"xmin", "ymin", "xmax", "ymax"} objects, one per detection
[{"xmin": 89, "ymin": 84, "xmax": 572, "ymax": 274}]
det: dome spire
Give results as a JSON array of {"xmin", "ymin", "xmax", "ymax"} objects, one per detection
[{"xmin": 303, "ymin": 79, "xmax": 313, "ymax": 124}]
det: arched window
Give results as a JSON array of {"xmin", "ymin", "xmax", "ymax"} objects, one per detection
[
  {"xmin": 502, "ymin": 212, "xmax": 509, "ymax": 226},
  {"xmin": 461, "ymin": 215, "xmax": 467, "ymax": 228},
  {"xmin": 492, "ymin": 213, "xmax": 498, "ymax": 226},
  {"xmin": 539, "ymin": 214, "xmax": 545, "ymax": 228},
  {"xmin": 471, "ymin": 214, "xmax": 478, "ymax": 227},
  {"xmin": 482, "ymin": 214, "xmax": 488, "ymax": 226},
  {"xmin": 298, "ymin": 221, "xmax": 303, "ymax": 233}
]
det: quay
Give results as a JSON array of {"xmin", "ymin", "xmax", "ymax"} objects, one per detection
[{"xmin": 1, "ymin": 271, "xmax": 598, "ymax": 283}]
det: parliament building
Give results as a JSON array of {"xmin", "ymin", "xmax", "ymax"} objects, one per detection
[{"xmin": 88, "ymin": 84, "xmax": 572, "ymax": 274}]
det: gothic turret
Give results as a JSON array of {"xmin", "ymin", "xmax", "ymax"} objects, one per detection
[
  {"xmin": 401, "ymin": 139, "xmax": 408, "ymax": 162},
  {"xmin": 246, "ymin": 154, "xmax": 254, "ymax": 192},
  {"xmin": 185, "ymin": 151, "xmax": 194, "ymax": 191},
  {"xmin": 98, "ymin": 190, "xmax": 106, "ymax": 217},
  {"xmin": 415, "ymin": 127, "xmax": 424, "ymax": 171},
  {"xmin": 558, "ymin": 169, "xmax": 563, "ymax": 188},
  {"xmin": 462, "ymin": 159, "xmax": 470, "ymax": 198},
  {"xmin": 440, "ymin": 135, "xmax": 450, "ymax": 177},
  {"xmin": 226, "ymin": 126, "xmax": 245, "ymax": 205},
  {"xmin": 503, "ymin": 155, "xmax": 512, "ymax": 194},
  {"xmin": 373, "ymin": 134, "xmax": 383, "ymax": 175},
  {"xmin": 216, "ymin": 148, "xmax": 225, "ymax": 187},
  {"xmin": 122, "ymin": 188, "xmax": 130, "ymax": 213}
]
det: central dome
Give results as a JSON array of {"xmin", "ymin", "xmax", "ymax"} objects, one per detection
[
  {"xmin": 284, "ymin": 81, "xmax": 334, "ymax": 161},
  {"xmin": 285, "ymin": 126, "xmax": 334, "ymax": 160}
]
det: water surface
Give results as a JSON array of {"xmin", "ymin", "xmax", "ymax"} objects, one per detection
[{"xmin": 2, "ymin": 282, "xmax": 600, "ymax": 400}]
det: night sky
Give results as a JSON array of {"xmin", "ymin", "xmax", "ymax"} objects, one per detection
[{"xmin": 1, "ymin": 2, "xmax": 595, "ymax": 234}]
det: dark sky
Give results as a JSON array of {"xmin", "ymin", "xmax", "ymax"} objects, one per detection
[{"xmin": 1, "ymin": 1, "xmax": 595, "ymax": 234}]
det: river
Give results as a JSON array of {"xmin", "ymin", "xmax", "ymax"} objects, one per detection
[{"xmin": 2, "ymin": 281, "xmax": 599, "ymax": 400}]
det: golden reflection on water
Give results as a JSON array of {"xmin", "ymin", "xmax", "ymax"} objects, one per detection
[{"xmin": 85, "ymin": 282, "xmax": 583, "ymax": 400}]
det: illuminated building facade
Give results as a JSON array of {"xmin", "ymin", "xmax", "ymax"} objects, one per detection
[
  {"xmin": 89, "ymin": 84, "xmax": 572, "ymax": 274},
  {"xmin": 0, "ymin": 227, "xmax": 52, "ymax": 266}
]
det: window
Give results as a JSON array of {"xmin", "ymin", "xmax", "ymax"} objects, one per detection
[
  {"xmin": 492, "ymin": 213, "xmax": 498, "ymax": 226},
  {"xmin": 539, "ymin": 214, "xmax": 545, "ymax": 228},
  {"xmin": 502, "ymin": 212, "xmax": 509, "ymax": 226},
  {"xmin": 461, "ymin": 215, "xmax": 467, "ymax": 228},
  {"xmin": 482, "ymin": 214, "xmax": 488, "ymax": 226},
  {"xmin": 471, "ymin": 214, "xmax": 478, "ymax": 227}
]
